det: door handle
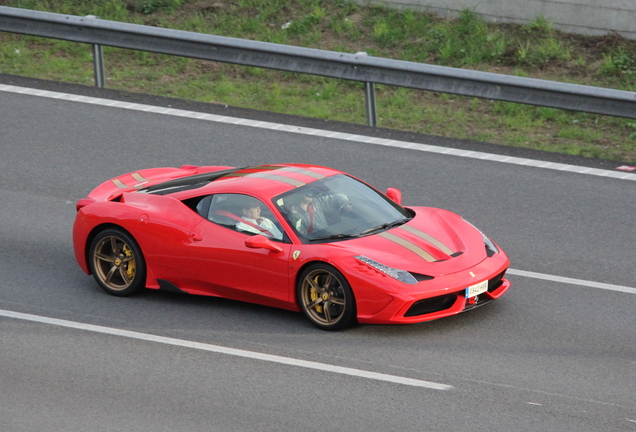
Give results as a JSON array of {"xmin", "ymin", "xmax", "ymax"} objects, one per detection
[{"xmin": 190, "ymin": 233, "xmax": 202, "ymax": 242}]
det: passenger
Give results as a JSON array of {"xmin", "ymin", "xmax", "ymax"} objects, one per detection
[{"xmin": 236, "ymin": 200, "xmax": 283, "ymax": 240}]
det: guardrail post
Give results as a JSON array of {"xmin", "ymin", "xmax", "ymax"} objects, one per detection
[
  {"xmin": 86, "ymin": 15, "xmax": 105, "ymax": 88},
  {"xmin": 364, "ymin": 81, "xmax": 377, "ymax": 127},
  {"xmin": 92, "ymin": 43, "xmax": 105, "ymax": 88},
  {"xmin": 356, "ymin": 52, "xmax": 377, "ymax": 127}
]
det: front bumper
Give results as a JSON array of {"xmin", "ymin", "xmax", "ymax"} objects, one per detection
[{"xmin": 356, "ymin": 256, "xmax": 511, "ymax": 324}]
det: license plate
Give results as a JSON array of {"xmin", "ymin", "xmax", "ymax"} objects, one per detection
[{"xmin": 465, "ymin": 280, "xmax": 488, "ymax": 298}]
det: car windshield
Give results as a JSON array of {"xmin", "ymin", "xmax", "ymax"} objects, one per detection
[{"xmin": 273, "ymin": 174, "xmax": 411, "ymax": 243}]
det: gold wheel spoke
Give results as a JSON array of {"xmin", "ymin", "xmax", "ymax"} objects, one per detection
[
  {"xmin": 307, "ymin": 297, "xmax": 323, "ymax": 310},
  {"xmin": 323, "ymin": 301, "xmax": 333, "ymax": 323},
  {"xmin": 95, "ymin": 252, "xmax": 115, "ymax": 263},
  {"xmin": 307, "ymin": 278, "xmax": 324, "ymax": 294},
  {"xmin": 119, "ymin": 267, "xmax": 131, "ymax": 285},
  {"xmin": 322, "ymin": 274, "xmax": 333, "ymax": 290},
  {"xmin": 105, "ymin": 265, "xmax": 118, "ymax": 284},
  {"xmin": 109, "ymin": 237, "xmax": 119, "ymax": 254},
  {"xmin": 330, "ymin": 297, "xmax": 345, "ymax": 306}
]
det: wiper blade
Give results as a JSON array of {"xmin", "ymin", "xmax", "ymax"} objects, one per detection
[
  {"xmin": 361, "ymin": 218, "xmax": 411, "ymax": 236},
  {"xmin": 308, "ymin": 233, "xmax": 361, "ymax": 242}
]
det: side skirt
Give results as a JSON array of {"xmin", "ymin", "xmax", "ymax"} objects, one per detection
[{"xmin": 157, "ymin": 279, "xmax": 188, "ymax": 294}]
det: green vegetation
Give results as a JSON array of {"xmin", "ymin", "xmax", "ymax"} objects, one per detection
[{"xmin": 1, "ymin": 0, "xmax": 636, "ymax": 162}]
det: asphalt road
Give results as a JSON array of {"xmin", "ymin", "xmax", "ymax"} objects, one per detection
[{"xmin": 1, "ymin": 76, "xmax": 635, "ymax": 431}]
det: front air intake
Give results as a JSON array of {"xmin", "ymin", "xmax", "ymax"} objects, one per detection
[
  {"xmin": 404, "ymin": 294, "xmax": 457, "ymax": 317},
  {"xmin": 488, "ymin": 269, "xmax": 507, "ymax": 292}
]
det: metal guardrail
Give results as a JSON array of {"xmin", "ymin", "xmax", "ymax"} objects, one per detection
[{"xmin": 1, "ymin": 5, "xmax": 636, "ymax": 126}]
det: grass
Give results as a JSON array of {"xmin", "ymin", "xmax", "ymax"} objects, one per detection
[{"xmin": 1, "ymin": 0, "xmax": 636, "ymax": 162}]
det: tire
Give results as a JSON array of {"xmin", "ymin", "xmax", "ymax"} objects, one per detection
[
  {"xmin": 297, "ymin": 263, "xmax": 356, "ymax": 330},
  {"xmin": 88, "ymin": 228, "xmax": 146, "ymax": 297}
]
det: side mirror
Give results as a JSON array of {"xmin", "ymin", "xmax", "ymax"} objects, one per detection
[
  {"xmin": 386, "ymin": 187, "xmax": 402, "ymax": 205},
  {"xmin": 245, "ymin": 235, "xmax": 283, "ymax": 253}
]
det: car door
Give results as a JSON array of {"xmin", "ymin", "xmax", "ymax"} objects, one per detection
[{"xmin": 186, "ymin": 193, "xmax": 294, "ymax": 309}]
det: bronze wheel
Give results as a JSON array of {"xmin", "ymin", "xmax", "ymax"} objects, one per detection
[
  {"xmin": 89, "ymin": 228, "xmax": 145, "ymax": 296},
  {"xmin": 297, "ymin": 263, "xmax": 356, "ymax": 330}
]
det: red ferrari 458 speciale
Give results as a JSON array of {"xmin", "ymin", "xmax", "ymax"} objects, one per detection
[{"xmin": 73, "ymin": 164, "xmax": 510, "ymax": 330}]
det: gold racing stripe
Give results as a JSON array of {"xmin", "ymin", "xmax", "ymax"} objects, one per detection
[
  {"xmin": 111, "ymin": 178, "xmax": 127, "ymax": 189},
  {"xmin": 112, "ymin": 173, "xmax": 148, "ymax": 190},
  {"xmin": 130, "ymin": 172, "xmax": 148, "ymax": 183},
  {"xmin": 276, "ymin": 166, "xmax": 326, "ymax": 179},
  {"xmin": 399, "ymin": 225, "xmax": 455, "ymax": 256},
  {"xmin": 224, "ymin": 172, "xmax": 306, "ymax": 187},
  {"xmin": 378, "ymin": 232, "xmax": 436, "ymax": 262},
  {"xmin": 249, "ymin": 165, "xmax": 326, "ymax": 180}
]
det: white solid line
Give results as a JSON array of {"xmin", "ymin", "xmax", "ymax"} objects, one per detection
[
  {"xmin": 2, "ymin": 84, "xmax": 636, "ymax": 182},
  {"xmin": 0, "ymin": 309, "xmax": 452, "ymax": 391},
  {"xmin": 507, "ymin": 269, "xmax": 636, "ymax": 295}
]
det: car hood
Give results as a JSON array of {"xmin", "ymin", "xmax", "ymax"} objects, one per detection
[{"xmin": 326, "ymin": 207, "xmax": 490, "ymax": 277}]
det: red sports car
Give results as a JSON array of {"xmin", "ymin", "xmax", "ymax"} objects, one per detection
[{"xmin": 73, "ymin": 164, "xmax": 510, "ymax": 330}]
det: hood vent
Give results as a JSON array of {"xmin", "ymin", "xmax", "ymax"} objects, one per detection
[{"xmin": 409, "ymin": 272, "xmax": 435, "ymax": 282}]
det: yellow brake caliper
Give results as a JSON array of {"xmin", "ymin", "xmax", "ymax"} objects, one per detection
[
  {"xmin": 311, "ymin": 276, "xmax": 322, "ymax": 313},
  {"xmin": 122, "ymin": 244, "xmax": 135, "ymax": 280}
]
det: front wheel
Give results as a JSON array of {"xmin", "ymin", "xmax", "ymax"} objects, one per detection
[
  {"xmin": 297, "ymin": 263, "xmax": 356, "ymax": 330},
  {"xmin": 88, "ymin": 228, "xmax": 146, "ymax": 296}
]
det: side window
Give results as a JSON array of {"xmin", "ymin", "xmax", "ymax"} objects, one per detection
[{"xmin": 198, "ymin": 194, "xmax": 286, "ymax": 242}]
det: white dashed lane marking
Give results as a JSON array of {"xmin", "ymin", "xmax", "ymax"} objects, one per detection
[{"xmin": 0, "ymin": 309, "xmax": 453, "ymax": 391}]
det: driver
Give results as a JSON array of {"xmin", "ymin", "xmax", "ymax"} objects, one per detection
[{"xmin": 288, "ymin": 187, "xmax": 351, "ymax": 235}]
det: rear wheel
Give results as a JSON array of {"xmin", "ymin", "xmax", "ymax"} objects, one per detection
[
  {"xmin": 88, "ymin": 228, "xmax": 146, "ymax": 296},
  {"xmin": 297, "ymin": 263, "xmax": 356, "ymax": 330}
]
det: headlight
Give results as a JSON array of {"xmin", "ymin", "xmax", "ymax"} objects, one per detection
[
  {"xmin": 355, "ymin": 255, "xmax": 418, "ymax": 284},
  {"xmin": 463, "ymin": 219, "xmax": 499, "ymax": 256}
]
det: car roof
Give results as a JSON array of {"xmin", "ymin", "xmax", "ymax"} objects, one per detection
[{"xmin": 158, "ymin": 164, "xmax": 344, "ymax": 201}]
